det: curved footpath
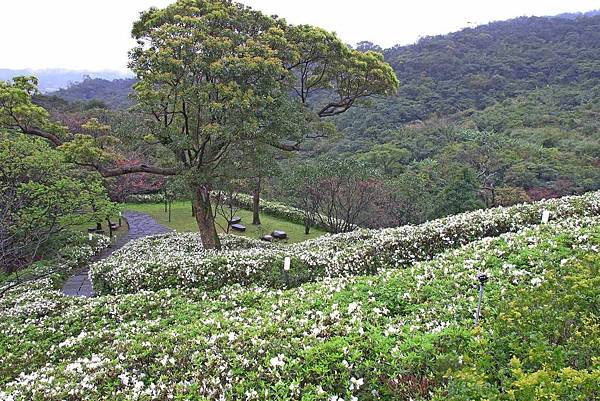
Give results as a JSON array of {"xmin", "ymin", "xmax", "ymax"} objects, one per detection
[{"xmin": 61, "ymin": 211, "xmax": 172, "ymax": 297}]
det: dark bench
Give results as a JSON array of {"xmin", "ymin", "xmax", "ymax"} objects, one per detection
[
  {"xmin": 272, "ymin": 230, "xmax": 287, "ymax": 240},
  {"xmin": 231, "ymin": 223, "xmax": 246, "ymax": 232}
]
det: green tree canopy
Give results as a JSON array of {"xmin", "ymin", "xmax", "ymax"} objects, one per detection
[{"xmin": 126, "ymin": 0, "xmax": 398, "ymax": 248}]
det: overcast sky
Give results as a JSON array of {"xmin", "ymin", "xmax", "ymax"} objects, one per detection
[{"xmin": 1, "ymin": 0, "xmax": 598, "ymax": 71}]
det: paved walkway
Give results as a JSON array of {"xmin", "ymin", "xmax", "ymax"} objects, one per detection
[{"xmin": 61, "ymin": 211, "xmax": 172, "ymax": 297}]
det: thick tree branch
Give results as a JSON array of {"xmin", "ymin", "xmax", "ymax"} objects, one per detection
[
  {"xmin": 317, "ymin": 98, "xmax": 355, "ymax": 118},
  {"xmin": 19, "ymin": 126, "xmax": 179, "ymax": 177},
  {"xmin": 20, "ymin": 127, "xmax": 63, "ymax": 147},
  {"xmin": 96, "ymin": 164, "xmax": 179, "ymax": 177}
]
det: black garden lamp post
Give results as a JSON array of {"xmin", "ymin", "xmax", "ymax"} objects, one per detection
[{"xmin": 475, "ymin": 273, "xmax": 489, "ymax": 326}]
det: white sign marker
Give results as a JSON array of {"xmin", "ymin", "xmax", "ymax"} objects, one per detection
[
  {"xmin": 284, "ymin": 257, "xmax": 291, "ymax": 271},
  {"xmin": 541, "ymin": 210, "xmax": 550, "ymax": 224},
  {"xmin": 88, "ymin": 233, "xmax": 93, "ymax": 241}
]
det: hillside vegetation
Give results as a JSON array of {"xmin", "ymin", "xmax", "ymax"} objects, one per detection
[
  {"xmin": 335, "ymin": 14, "xmax": 600, "ymax": 133},
  {"xmin": 44, "ymin": 14, "xmax": 600, "ymax": 222}
]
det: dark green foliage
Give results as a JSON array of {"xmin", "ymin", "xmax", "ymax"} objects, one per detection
[
  {"xmin": 435, "ymin": 167, "xmax": 485, "ymax": 217},
  {"xmin": 52, "ymin": 77, "xmax": 136, "ymax": 109},
  {"xmin": 331, "ymin": 14, "xmax": 600, "ymax": 150},
  {"xmin": 379, "ymin": 15, "xmax": 600, "ymax": 122}
]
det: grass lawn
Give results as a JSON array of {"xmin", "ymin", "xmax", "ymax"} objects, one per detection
[{"xmin": 124, "ymin": 201, "xmax": 326, "ymax": 244}]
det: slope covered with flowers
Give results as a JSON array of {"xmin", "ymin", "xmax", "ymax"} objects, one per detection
[
  {"xmin": 91, "ymin": 190, "xmax": 600, "ymax": 295},
  {"xmin": 1, "ymin": 215, "xmax": 599, "ymax": 400}
]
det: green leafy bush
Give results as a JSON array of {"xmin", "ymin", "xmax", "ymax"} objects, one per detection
[{"xmin": 0, "ymin": 132, "xmax": 117, "ymax": 273}]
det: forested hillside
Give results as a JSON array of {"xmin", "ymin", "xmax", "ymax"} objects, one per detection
[
  {"xmin": 333, "ymin": 14, "xmax": 600, "ymax": 142},
  {"xmin": 52, "ymin": 77, "xmax": 136, "ymax": 109},
  {"xmin": 322, "ymin": 14, "xmax": 600, "ymax": 221},
  {"xmin": 39, "ymin": 13, "xmax": 600, "ymax": 225}
]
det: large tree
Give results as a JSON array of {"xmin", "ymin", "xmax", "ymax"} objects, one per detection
[
  {"xmin": 2, "ymin": 0, "xmax": 398, "ymax": 250},
  {"xmin": 0, "ymin": 133, "xmax": 117, "ymax": 273}
]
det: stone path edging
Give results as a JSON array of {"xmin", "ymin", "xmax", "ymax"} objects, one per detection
[{"xmin": 61, "ymin": 211, "xmax": 172, "ymax": 297}]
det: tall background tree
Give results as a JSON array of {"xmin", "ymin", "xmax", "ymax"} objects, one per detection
[
  {"xmin": 283, "ymin": 159, "xmax": 385, "ymax": 233},
  {"xmin": 128, "ymin": 0, "xmax": 397, "ymax": 249}
]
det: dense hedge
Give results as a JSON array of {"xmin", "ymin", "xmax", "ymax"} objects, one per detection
[
  {"xmin": 124, "ymin": 193, "xmax": 165, "ymax": 204},
  {"xmin": 233, "ymin": 193, "xmax": 335, "ymax": 230},
  {"xmin": 91, "ymin": 191, "xmax": 600, "ymax": 295}
]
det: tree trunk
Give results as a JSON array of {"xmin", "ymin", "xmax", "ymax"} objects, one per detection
[
  {"xmin": 304, "ymin": 218, "xmax": 311, "ymax": 235},
  {"xmin": 252, "ymin": 177, "xmax": 261, "ymax": 225},
  {"xmin": 192, "ymin": 185, "xmax": 221, "ymax": 250}
]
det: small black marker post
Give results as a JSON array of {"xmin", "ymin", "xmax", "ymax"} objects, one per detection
[{"xmin": 283, "ymin": 257, "xmax": 291, "ymax": 287}]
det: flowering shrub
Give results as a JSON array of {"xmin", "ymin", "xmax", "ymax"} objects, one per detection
[
  {"xmin": 1, "ymin": 217, "xmax": 599, "ymax": 399},
  {"xmin": 124, "ymin": 193, "xmax": 165, "ymax": 204},
  {"xmin": 90, "ymin": 233, "xmax": 277, "ymax": 295},
  {"xmin": 59, "ymin": 233, "xmax": 111, "ymax": 265},
  {"xmin": 91, "ymin": 190, "xmax": 600, "ymax": 295}
]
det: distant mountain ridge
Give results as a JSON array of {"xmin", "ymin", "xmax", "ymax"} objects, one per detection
[
  {"xmin": 552, "ymin": 9, "xmax": 600, "ymax": 19},
  {"xmin": 50, "ymin": 77, "xmax": 137, "ymax": 109},
  {"xmin": 4, "ymin": 9, "xmax": 600, "ymax": 113},
  {"xmin": 0, "ymin": 68, "xmax": 133, "ymax": 93}
]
